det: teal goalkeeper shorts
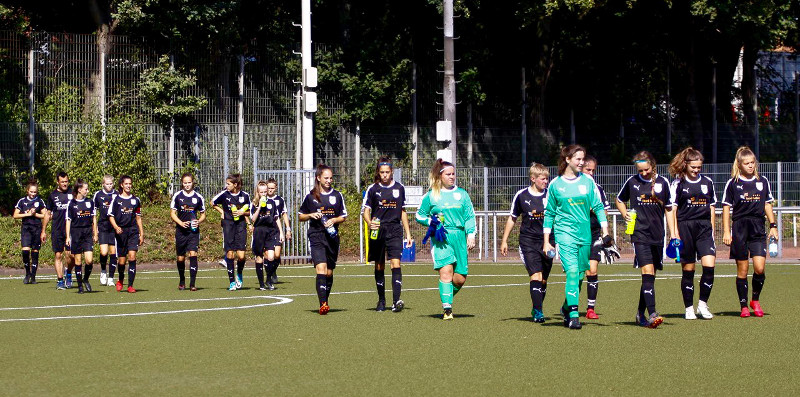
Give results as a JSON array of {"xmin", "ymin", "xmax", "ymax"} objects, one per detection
[
  {"xmin": 431, "ymin": 227, "xmax": 469, "ymax": 275},
  {"xmin": 557, "ymin": 243, "xmax": 590, "ymax": 273}
]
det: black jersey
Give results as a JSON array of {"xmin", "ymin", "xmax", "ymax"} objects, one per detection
[
  {"xmin": 299, "ymin": 189, "xmax": 348, "ymax": 235},
  {"xmin": 66, "ymin": 198, "xmax": 96, "ymax": 228},
  {"xmin": 362, "ymin": 181, "xmax": 406, "ymax": 224},
  {"xmin": 589, "ymin": 184, "xmax": 611, "ymax": 233},
  {"xmin": 108, "ymin": 194, "xmax": 142, "ymax": 228},
  {"xmin": 46, "ymin": 188, "xmax": 73, "ymax": 231},
  {"xmin": 669, "ymin": 175, "xmax": 717, "ymax": 222},
  {"xmin": 250, "ymin": 197, "xmax": 277, "ymax": 228},
  {"xmin": 170, "ymin": 190, "xmax": 206, "ymax": 226},
  {"xmin": 212, "ymin": 190, "xmax": 251, "ymax": 222},
  {"xmin": 510, "ymin": 186, "xmax": 550, "ymax": 241},
  {"xmin": 93, "ymin": 189, "xmax": 117, "ymax": 231},
  {"xmin": 721, "ymin": 175, "xmax": 774, "ymax": 221},
  {"xmin": 268, "ymin": 195, "xmax": 287, "ymax": 224},
  {"xmin": 15, "ymin": 195, "xmax": 47, "ymax": 227},
  {"xmin": 616, "ymin": 174, "xmax": 673, "ymax": 245}
]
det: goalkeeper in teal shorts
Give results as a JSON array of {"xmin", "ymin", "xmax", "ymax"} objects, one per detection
[
  {"xmin": 543, "ymin": 145, "xmax": 610, "ymax": 329},
  {"xmin": 416, "ymin": 159, "xmax": 477, "ymax": 320}
]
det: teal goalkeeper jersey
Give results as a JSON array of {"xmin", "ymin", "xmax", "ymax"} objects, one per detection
[
  {"xmin": 543, "ymin": 174, "xmax": 607, "ymax": 246},
  {"xmin": 415, "ymin": 186, "xmax": 477, "ymax": 235}
]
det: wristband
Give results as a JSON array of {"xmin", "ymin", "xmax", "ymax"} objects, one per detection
[{"xmin": 769, "ymin": 223, "xmax": 777, "ymax": 229}]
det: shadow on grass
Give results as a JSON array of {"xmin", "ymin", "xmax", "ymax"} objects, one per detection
[
  {"xmin": 305, "ymin": 309, "xmax": 347, "ymax": 314},
  {"xmin": 421, "ymin": 313, "xmax": 475, "ymax": 319}
]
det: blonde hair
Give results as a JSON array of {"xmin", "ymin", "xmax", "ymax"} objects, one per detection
[
  {"xmin": 731, "ymin": 146, "xmax": 759, "ymax": 180},
  {"xmin": 529, "ymin": 162, "xmax": 549, "ymax": 179},
  {"xmin": 668, "ymin": 147, "xmax": 703, "ymax": 178},
  {"xmin": 252, "ymin": 180, "xmax": 269, "ymax": 205},
  {"xmin": 428, "ymin": 159, "xmax": 455, "ymax": 201}
]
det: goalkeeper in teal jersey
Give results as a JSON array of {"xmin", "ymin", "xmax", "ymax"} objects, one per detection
[
  {"xmin": 543, "ymin": 145, "xmax": 609, "ymax": 330},
  {"xmin": 416, "ymin": 159, "xmax": 477, "ymax": 320}
]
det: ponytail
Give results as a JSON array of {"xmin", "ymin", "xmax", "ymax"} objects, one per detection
[
  {"xmin": 668, "ymin": 147, "xmax": 703, "ymax": 178},
  {"xmin": 311, "ymin": 164, "xmax": 333, "ymax": 202},
  {"xmin": 429, "ymin": 159, "xmax": 454, "ymax": 201},
  {"xmin": 557, "ymin": 144, "xmax": 586, "ymax": 175},
  {"xmin": 731, "ymin": 146, "xmax": 759, "ymax": 180}
]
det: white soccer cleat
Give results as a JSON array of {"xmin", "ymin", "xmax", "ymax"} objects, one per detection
[
  {"xmin": 99, "ymin": 271, "xmax": 107, "ymax": 285},
  {"xmin": 684, "ymin": 306, "xmax": 697, "ymax": 320},
  {"xmin": 107, "ymin": 278, "xmax": 116, "ymax": 287},
  {"xmin": 697, "ymin": 302, "xmax": 714, "ymax": 319}
]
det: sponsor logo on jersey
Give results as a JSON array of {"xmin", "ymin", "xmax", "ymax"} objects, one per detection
[
  {"xmin": 524, "ymin": 199, "xmax": 531, "ymax": 206},
  {"xmin": 736, "ymin": 184, "xmax": 744, "ymax": 190},
  {"xmin": 376, "ymin": 191, "xmax": 382, "ymax": 197},
  {"xmin": 633, "ymin": 184, "xmax": 640, "ymax": 190},
  {"xmin": 682, "ymin": 188, "xmax": 690, "ymax": 193}
]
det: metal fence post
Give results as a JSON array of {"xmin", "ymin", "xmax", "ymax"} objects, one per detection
[
  {"xmin": 483, "ymin": 167, "xmax": 489, "ymax": 259},
  {"xmin": 28, "ymin": 47, "xmax": 35, "ymax": 173},
  {"xmin": 223, "ymin": 135, "xmax": 229, "ymax": 179},
  {"xmin": 253, "ymin": 147, "xmax": 258, "ymax": 189},
  {"xmin": 777, "ymin": 161, "xmax": 783, "ymax": 257}
]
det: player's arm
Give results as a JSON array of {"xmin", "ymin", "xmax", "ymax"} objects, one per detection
[
  {"xmin": 65, "ymin": 218, "xmax": 72, "ymax": 247},
  {"xmin": 500, "ymin": 215, "xmax": 516, "ymax": 256},
  {"xmin": 92, "ymin": 213, "xmax": 98, "ymax": 243},
  {"xmin": 722, "ymin": 206, "xmax": 732, "ymax": 245},
  {"xmin": 108, "ymin": 204, "xmax": 122, "ymax": 234},
  {"xmin": 589, "ymin": 183, "xmax": 609, "ymax": 237},
  {"xmin": 40, "ymin": 209, "xmax": 51, "ymax": 242},
  {"xmin": 12, "ymin": 207, "xmax": 26, "ymax": 219},
  {"xmin": 765, "ymin": 201, "xmax": 778, "ymax": 240},
  {"xmin": 463, "ymin": 192, "xmax": 477, "ymax": 250},
  {"xmin": 137, "ymin": 212, "xmax": 144, "ymax": 245},
  {"xmin": 401, "ymin": 210, "xmax": 413, "ymax": 248},
  {"xmin": 709, "ymin": 205, "xmax": 716, "ymax": 237},
  {"xmin": 542, "ymin": 188, "xmax": 556, "ymax": 254},
  {"xmin": 414, "ymin": 194, "xmax": 432, "ymax": 226},
  {"xmin": 171, "ymin": 209, "xmax": 188, "ymax": 228},
  {"xmin": 281, "ymin": 212, "xmax": 291, "ymax": 240},
  {"xmin": 362, "ymin": 207, "xmax": 374, "ymax": 229}
]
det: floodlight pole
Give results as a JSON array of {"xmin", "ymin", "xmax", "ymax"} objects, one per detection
[
  {"xmin": 301, "ymin": 0, "xmax": 314, "ymax": 172},
  {"xmin": 443, "ymin": 0, "xmax": 457, "ymax": 164}
]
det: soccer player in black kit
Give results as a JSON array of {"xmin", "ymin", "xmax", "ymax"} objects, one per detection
[
  {"xmin": 361, "ymin": 157, "xmax": 413, "ymax": 312},
  {"xmin": 299, "ymin": 164, "xmax": 348, "ymax": 315},
  {"xmin": 93, "ymin": 175, "xmax": 118, "ymax": 287},
  {"xmin": 13, "ymin": 180, "xmax": 47, "ymax": 284},
  {"xmin": 65, "ymin": 179, "xmax": 97, "ymax": 293},
  {"xmin": 170, "ymin": 173, "xmax": 206, "ymax": 291},
  {"xmin": 108, "ymin": 175, "xmax": 145, "ymax": 293},
  {"xmin": 616, "ymin": 151, "xmax": 676, "ymax": 328},
  {"xmin": 250, "ymin": 180, "xmax": 283, "ymax": 291},
  {"xmin": 500, "ymin": 162, "xmax": 554, "ymax": 323},
  {"xmin": 721, "ymin": 146, "xmax": 777, "ymax": 318},
  {"xmin": 42, "ymin": 172, "xmax": 73, "ymax": 290},
  {"xmin": 582, "ymin": 155, "xmax": 611, "ymax": 320},
  {"xmin": 668, "ymin": 147, "xmax": 718, "ymax": 320},
  {"xmin": 264, "ymin": 179, "xmax": 291, "ymax": 285},
  {"xmin": 212, "ymin": 174, "xmax": 252, "ymax": 291}
]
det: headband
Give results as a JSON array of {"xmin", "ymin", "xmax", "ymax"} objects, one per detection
[
  {"xmin": 378, "ymin": 162, "xmax": 392, "ymax": 167},
  {"xmin": 439, "ymin": 165, "xmax": 455, "ymax": 173},
  {"xmin": 634, "ymin": 160, "xmax": 649, "ymax": 164}
]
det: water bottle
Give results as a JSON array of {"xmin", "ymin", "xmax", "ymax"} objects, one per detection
[
  {"xmin": 321, "ymin": 215, "xmax": 337, "ymax": 238},
  {"xmin": 546, "ymin": 249, "xmax": 556, "ymax": 259},
  {"xmin": 260, "ymin": 196, "xmax": 267, "ymax": 207},
  {"xmin": 769, "ymin": 236, "xmax": 778, "ymax": 258},
  {"xmin": 231, "ymin": 204, "xmax": 240, "ymax": 221},
  {"xmin": 625, "ymin": 209, "xmax": 637, "ymax": 235},
  {"xmin": 370, "ymin": 218, "xmax": 380, "ymax": 240},
  {"xmin": 190, "ymin": 210, "xmax": 197, "ymax": 232}
]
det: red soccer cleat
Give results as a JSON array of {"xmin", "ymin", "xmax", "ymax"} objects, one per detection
[
  {"xmin": 127, "ymin": 286, "xmax": 136, "ymax": 293},
  {"xmin": 190, "ymin": 286, "xmax": 197, "ymax": 292},
  {"xmin": 178, "ymin": 284, "xmax": 185, "ymax": 291},
  {"xmin": 115, "ymin": 281, "xmax": 123, "ymax": 292},
  {"xmin": 586, "ymin": 308, "xmax": 599, "ymax": 319},
  {"xmin": 319, "ymin": 302, "xmax": 329, "ymax": 315},
  {"xmin": 740, "ymin": 307, "xmax": 751, "ymax": 318},
  {"xmin": 750, "ymin": 301, "xmax": 764, "ymax": 317}
]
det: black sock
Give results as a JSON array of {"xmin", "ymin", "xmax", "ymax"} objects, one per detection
[
  {"xmin": 236, "ymin": 260, "xmax": 245, "ymax": 279},
  {"xmin": 256, "ymin": 261, "xmax": 265, "ymax": 286},
  {"xmin": 225, "ymin": 258, "xmax": 235, "ymax": 282},
  {"xmin": 109, "ymin": 254, "xmax": 117, "ymax": 280},
  {"xmin": 84, "ymin": 264, "xmax": 93, "ymax": 281},
  {"xmin": 752, "ymin": 273, "xmax": 765, "ymax": 301},
  {"xmin": 22, "ymin": 250, "xmax": 31, "ymax": 276},
  {"xmin": 541, "ymin": 282, "xmax": 548, "ymax": 302},
  {"xmin": 128, "ymin": 260, "xmax": 136, "ymax": 287},
  {"xmin": 316, "ymin": 274, "xmax": 327, "ymax": 304},
  {"xmin": 638, "ymin": 288, "xmax": 646, "ymax": 316},
  {"xmin": 374, "ymin": 270, "xmax": 386, "ymax": 302},
  {"xmin": 641, "ymin": 274, "xmax": 657, "ymax": 315},
  {"xmin": 586, "ymin": 275, "xmax": 598, "ymax": 309},
  {"xmin": 74, "ymin": 265, "xmax": 83, "ymax": 286},
  {"xmin": 118, "ymin": 264, "xmax": 126, "ymax": 284},
  {"xmin": 736, "ymin": 277, "xmax": 749, "ymax": 308},
  {"xmin": 100, "ymin": 254, "xmax": 108, "ymax": 272},
  {"xmin": 681, "ymin": 270, "xmax": 695, "ymax": 307},
  {"xmin": 325, "ymin": 274, "xmax": 334, "ymax": 301},
  {"xmin": 530, "ymin": 280, "xmax": 543, "ymax": 311},
  {"xmin": 189, "ymin": 256, "xmax": 198, "ymax": 287},
  {"xmin": 391, "ymin": 268, "xmax": 402, "ymax": 303},
  {"xmin": 177, "ymin": 260, "xmax": 186, "ymax": 285},
  {"xmin": 31, "ymin": 251, "xmax": 39, "ymax": 276},
  {"xmin": 699, "ymin": 267, "xmax": 714, "ymax": 303}
]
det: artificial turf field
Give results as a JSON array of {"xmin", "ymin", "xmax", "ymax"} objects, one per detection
[{"xmin": 1, "ymin": 261, "xmax": 799, "ymax": 396}]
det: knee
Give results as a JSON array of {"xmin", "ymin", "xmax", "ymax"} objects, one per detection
[{"xmin": 530, "ymin": 272, "xmax": 542, "ymax": 282}]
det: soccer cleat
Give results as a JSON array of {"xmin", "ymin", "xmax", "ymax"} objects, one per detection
[
  {"xmin": 178, "ymin": 284, "xmax": 185, "ymax": 291},
  {"xmin": 83, "ymin": 281, "xmax": 92, "ymax": 293},
  {"xmin": 685, "ymin": 307, "xmax": 697, "ymax": 320},
  {"xmin": 648, "ymin": 312, "xmax": 663, "ymax": 329},
  {"xmin": 78, "ymin": 284, "xmax": 84, "ymax": 294},
  {"xmin": 107, "ymin": 278, "xmax": 116, "ymax": 287},
  {"xmin": 696, "ymin": 302, "xmax": 713, "ymax": 319},
  {"xmin": 100, "ymin": 271, "xmax": 107, "ymax": 285},
  {"xmin": 270, "ymin": 274, "xmax": 278, "ymax": 284},
  {"xmin": 319, "ymin": 302, "xmax": 329, "ymax": 315},
  {"xmin": 23, "ymin": 275, "xmax": 30, "ymax": 284},
  {"xmin": 586, "ymin": 308, "xmax": 599, "ymax": 319},
  {"xmin": 236, "ymin": 274, "xmax": 243, "ymax": 289},
  {"xmin": 127, "ymin": 286, "xmax": 136, "ymax": 293},
  {"xmin": 568, "ymin": 317, "xmax": 582, "ymax": 329},
  {"xmin": 267, "ymin": 282, "xmax": 276, "ymax": 291},
  {"xmin": 376, "ymin": 300, "xmax": 386, "ymax": 312},
  {"xmin": 532, "ymin": 308, "xmax": 545, "ymax": 323},
  {"xmin": 392, "ymin": 300, "xmax": 405, "ymax": 313},
  {"xmin": 442, "ymin": 308, "xmax": 453, "ymax": 320},
  {"xmin": 228, "ymin": 282, "xmax": 238, "ymax": 291},
  {"xmin": 560, "ymin": 306, "xmax": 569, "ymax": 327},
  {"xmin": 115, "ymin": 281, "xmax": 123, "ymax": 292},
  {"xmin": 56, "ymin": 280, "xmax": 66, "ymax": 290},
  {"xmin": 740, "ymin": 307, "xmax": 751, "ymax": 317},
  {"xmin": 190, "ymin": 286, "xmax": 198, "ymax": 292},
  {"xmin": 635, "ymin": 312, "xmax": 650, "ymax": 327},
  {"xmin": 258, "ymin": 285, "xmax": 267, "ymax": 291},
  {"xmin": 65, "ymin": 273, "xmax": 73, "ymax": 289},
  {"xmin": 29, "ymin": 276, "xmax": 37, "ymax": 284},
  {"xmin": 750, "ymin": 301, "xmax": 764, "ymax": 317}
]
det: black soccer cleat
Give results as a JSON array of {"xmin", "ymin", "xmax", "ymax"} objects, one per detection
[
  {"xmin": 376, "ymin": 300, "xmax": 386, "ymax": 312},
  {"xmin": 83, "ymin": 281, "xmax": 92, "ymax": 293},
  {"xmin": 568, "ymin": 317, "xmax": 582, "ymax": 329},
  {"xmin": 23, "ymin": 275, "xmax": 30, "ymax": 284}
]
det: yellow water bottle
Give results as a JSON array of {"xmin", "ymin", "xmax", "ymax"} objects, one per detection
[
  {"xmin": 625, "ymin": 209, "xmax": 637, "ymax": 235},
  {"xmin": 231, "ymin": 204, "xmax": 239, "ymax": 221}
]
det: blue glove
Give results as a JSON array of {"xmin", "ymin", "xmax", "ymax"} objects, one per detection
[
  {"xmin": 434, "ymin": 224, "xmax": 448, "ymax": 242},
  {"xmin": 422, "ymin": 215, "xmax": 440, "ymax": 245}
]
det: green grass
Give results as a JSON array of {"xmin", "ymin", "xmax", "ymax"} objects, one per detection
[{"xmin": 1, "ymin": 261, "xmax": 798, "ymax": 395}]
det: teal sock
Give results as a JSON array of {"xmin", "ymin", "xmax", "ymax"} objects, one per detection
[
  {"xmin": 439, "ymin": 280, "xmax": 454, "ymax": 308},
  {"xmin": 565, "ymin": 271, "xmax": 581, "ymax": 318}
]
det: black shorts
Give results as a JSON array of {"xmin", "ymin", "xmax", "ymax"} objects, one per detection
[
  {"xmin": 308, "ymin": 232, "xmax": 339, "ymax": 269},
  {"xmin": 730, "ymin": 217, "xmax": 767, "ymax": 260},
  {"xmin": 98, "ymin": 231, "xmax": 116, "ymax": 246},
  {"xmin": 633, "ymin": 242, "xmax": 663, "ymax": 271},
  {"xmin": 21, "ymin": 224, "xmax": 42, "ymax": 250},
  {"xmin": 252, "ymin": 226, "xmax": 280, "ymax": 256},
  {"xmin": 51, "ymin": 228, "xmax": 69, "ymax": 253},
  {"xmin": 175, "ymin": 229, "xmax": 200, "ymax": 255},
  {"xmin": 367, "ymin": 223, "xmax": 404, "ymax": 263},
  {"xmin": 519, "ymin": 242, "xmax": 553, "ymax": 279},
  {"xmin": 589, "ymin": 232, "xmax": 602, "ymax": 262},
  {"xmin": 678, "ymin": 219, "xmax": 716, "ymax": 264},
  {"xmin": 115, "ymin": 227, "xmax": 140, "ymax": 253},
  {"xmin": 222, "ymin": 220, "xmax": 247, "ymax": 252},
  {"xmin": 70, "ymin": 227, "xmax": 94, "ymax": 255}
]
